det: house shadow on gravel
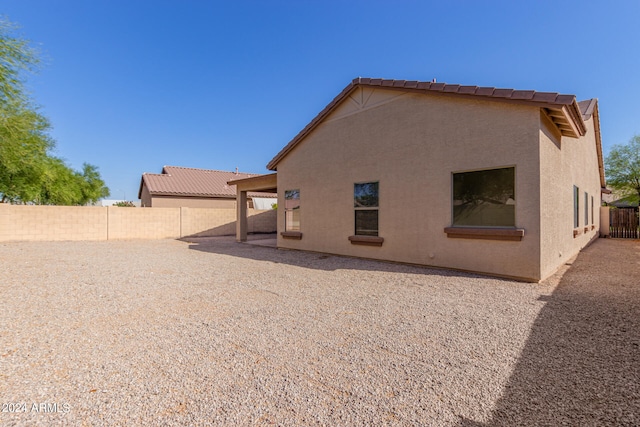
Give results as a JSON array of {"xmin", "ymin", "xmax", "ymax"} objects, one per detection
[
  {"xmin": 181, "ymin": 234, "xmax": 505, "ymax": 280},
  {"xmin": 459, "ymin": 239, "xmax": 640, "ymax": 426}
]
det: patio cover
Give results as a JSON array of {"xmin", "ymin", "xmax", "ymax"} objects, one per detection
[{"xmin": 227, "ymin": 173, "xmax": 277, "ymax": 242}]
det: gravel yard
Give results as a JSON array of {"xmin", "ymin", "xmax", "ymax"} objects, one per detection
[{"xmin": 1, "ymin": 236, "xmax": 638, "ymax": 426}]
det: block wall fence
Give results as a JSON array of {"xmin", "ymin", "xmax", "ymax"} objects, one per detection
[{"xmin": 0, "ymin": 204, "xmax": 276, "ymax": 242}]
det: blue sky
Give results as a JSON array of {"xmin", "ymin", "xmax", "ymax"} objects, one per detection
[{"xmin": 3, "ymin": 0, "xmax": 639, "ymax": 201}]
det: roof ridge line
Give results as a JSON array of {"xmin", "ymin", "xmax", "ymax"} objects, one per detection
[{"xmin": 164, "ymin": 165, "xmax": 261, "ymax": 175}]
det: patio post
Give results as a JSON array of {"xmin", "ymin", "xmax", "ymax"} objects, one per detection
[{"xmin": 236, "ymin": 190, "xmax": 248, "ymax": 242}]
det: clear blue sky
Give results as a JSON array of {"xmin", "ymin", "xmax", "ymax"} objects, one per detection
[{"xmin": 3, "ymin": 0, "xmax": 639, "ymax": 201}]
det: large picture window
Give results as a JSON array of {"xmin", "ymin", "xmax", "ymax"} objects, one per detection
[
  {"xmin": 354, "ymin": 182, "xmax": 379, "ymax": 236},
  {"xmin": 284, "ymin": 189, "xmax": 300, "ymax": 232},
  {"xmin": 452, "ymin": 167, "xmax": 515, "ymax": 227}
]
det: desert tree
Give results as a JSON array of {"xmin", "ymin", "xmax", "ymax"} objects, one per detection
[
  {"xmin": 0, "ymin": 17, "xmax": 109, "ymax": 204},
  {"xmin": 605, "ymin": 135, "xmax": 640, "ymax": 204}
]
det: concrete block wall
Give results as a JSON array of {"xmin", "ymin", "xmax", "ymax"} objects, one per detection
[
  {"xmin": 0, "ymin": 204, "xmax": 277, "ymax": 242},
  {"xmin": 107, "ymin": 207, "xmax": 181, "ymax": 240},
  {"xmin": 180, "ymin": 207, "xmax": 236, "ymax": 237},
  {"xmin": 0, "ymin": 204, "xmax": 107, "ymax": 241},
  {"xmin": 248, "ymin": 209, "xmax": 277, "ymax": 234}
]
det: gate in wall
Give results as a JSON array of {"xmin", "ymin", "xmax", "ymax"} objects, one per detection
[{"xmin": 610, "ymin": 208, "xmax": 639, "ymax": 239}]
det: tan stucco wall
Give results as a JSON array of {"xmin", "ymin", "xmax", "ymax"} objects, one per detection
[
  {"xmin": 0, "ymin": 204, "xmax": 276, "ymax": 241},
  {"xmin": 600, "ymin": 206, "xmax": 610, "ymax": 236},
  {"xmin": 538, "ymin": 112, "xmax": 602, "ymax": 279},
  {"xmin": 276, "ymin": 89, "xmax": 544, "ymax": 281},
  {"xmin": 140, "ymin": 184, "xmax": 152, "ymax": 207}
]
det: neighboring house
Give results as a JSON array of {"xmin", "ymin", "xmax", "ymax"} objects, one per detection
[
  {"xmin": 264, "ymin": 77, "xmax": 606, "ymax": 282},
  {"xmin": 139, "ymin": 166, "xmax": 276, "ymax": 208},
  {"xmin": 607, "ymin": 198, "xmax": 639, "ymax": 209}
]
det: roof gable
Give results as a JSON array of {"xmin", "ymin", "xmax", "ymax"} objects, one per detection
[
  {"xmin": 267, "ymin": 77, "xmax": 589, "ymax": 170},
  {"xmin": 138, "ymin": 166, "xmax": 276, "ymax": 199}
]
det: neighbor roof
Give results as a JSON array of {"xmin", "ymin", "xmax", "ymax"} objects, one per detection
[
  {"xmin": 138, "ymin": 166, "xmax": 277, "ymax": 199},
  {"xmin": 267, "ymin": 77, "xmax": 592, "ymax": 171}
]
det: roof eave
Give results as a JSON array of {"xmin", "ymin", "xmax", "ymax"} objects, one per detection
[
  {"xmin": 266, "ymin": 78, "xmax": 590, "ymax": 170},
  {"xmin": 591, "ymin": 100, "xmax": 606, "ymax": 189},
  {"xmin": 138, "ymin": 175, "xmax": 148, "ymax": 199}
]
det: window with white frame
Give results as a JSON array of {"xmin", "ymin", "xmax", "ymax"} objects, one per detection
[
  {"xmin": 284, "ymin": 189, "xmax": 300, "ymax": 232},
  {"xmin": 354, "ymin": 182, "xmax": 379, "ymax": 236}
]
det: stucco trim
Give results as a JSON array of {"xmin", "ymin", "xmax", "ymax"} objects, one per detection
[
  {"xmin": 281, "ymin": 231, "xmax": 302, "ymax": 239},
  {"xmin": 444, "ymin": 227, "xmax": 525, "ymax": 241},
  {"xmin": 348, "ymin": 235, "xmax": 384, "ymax": 246}
]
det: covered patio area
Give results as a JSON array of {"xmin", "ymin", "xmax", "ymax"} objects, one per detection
[{"xmin": 228, "ymin": 173, "xmax": 277, "ymax": 242}]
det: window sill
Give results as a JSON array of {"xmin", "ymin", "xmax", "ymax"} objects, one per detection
[
  {"xmin": 444, "ymin": 227, "xmax": 525, "ymax": 241},
  {"xmin": 573, "ymin": 228, "xmax": 583, "ymax": 238},
  {"xmin": 348, "ymin": 235, "xmax": 384, "ymax": 246},
  {"xmin": 281, "ymin": 231, "xmax": 302, "ymax": 240}
]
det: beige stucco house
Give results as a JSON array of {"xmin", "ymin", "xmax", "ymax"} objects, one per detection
[
  {"xmin": 139, "ymin": 166, "xmax": 276, "ymax": 208},
  {"xmin": 264, "ymin": 77, "xmax": 606, "ymax": 282}
]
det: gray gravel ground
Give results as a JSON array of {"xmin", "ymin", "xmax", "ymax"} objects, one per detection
[{"xmin": 1, "ymin": 236, "xmax": 638, "ymax": 426}]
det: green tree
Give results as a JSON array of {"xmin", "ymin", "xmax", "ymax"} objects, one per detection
[
  {"xmin": 77, "ymin": 163, "xmax": 110, "ymax": 205},
  {"xmin": 0, "ymin": 100, "xmax": 53, "ymax": 203},
  {"xmin": 34, "ymin": 159, "xmax": 110, "ymax": 206},
  {"xmin": 0, "ymin": 17, "xmax": 38, "ymax": 105},
  {"xmin": 0, "ymin": 17, "xmax": 109, "ymax": 204},
  {"xmin": 605, "ymin": 135, "xmax": 640, "ymax": 204}
]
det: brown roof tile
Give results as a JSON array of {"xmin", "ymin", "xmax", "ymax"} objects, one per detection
[
  {"xmin": 578, "ymin": 99, "xmax": 597, "ymax": 119},
  {"xmin": 555, "ymin": 94, "xmax": 576, "ymax": 104},
  {"xmin": 531, "ymin": 92, "xmax": 560, "ymax": 102},
  {"xmin": 511, "ymin": 90, "xmax": 535, "ymax": 100},
  {"xmin": 443, "ymin": 84, "xmax": 460, "ymax": 93},
  {"xmin": 492, "ymin": 88, "xmax": 514, "ymax": 98},
  {"xmin": 139, "ymin": 166, "xmax": 276, "ymax": 199},
  {"xmin": 475, "ymin": 87, "xmax": 495, "ymax": 96},
  {"xmin": 458, "ymin": 86, "xmax": 478, "ymax": 94}
]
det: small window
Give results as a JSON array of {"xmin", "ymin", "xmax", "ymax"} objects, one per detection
[
  {"xmin": 284, "ymin": 189, "xmax": 300, "ymax": 232},
  {"xmin": 354, "ymin": 182, "xmax": 379, "ymax": 236},
  {"xmin": 584, "ymin": 192, "xmax": 589, "ymax": 226},
  {"xmin": 591, "ymin": 195, "xmax": 594, "ymax": 225},
  {"xmin": 573, "ymin": 186, "xmax": 579, "ymax": 228},
  {"xmin": 452, "ymin": 167, "xmax": 515, "ymax": 227}
]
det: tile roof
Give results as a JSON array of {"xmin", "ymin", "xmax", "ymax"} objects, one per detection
[
  {"xmin": 267, "ymin": 77, "xmax": 591, "ymax": 170},
  {"xmin": 138, "ymin": 166, "xmax": 277, "ymax": 199},
  {"xmin": 578, "ymin": 99, "xmax": 598, "ymax": 119}
]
